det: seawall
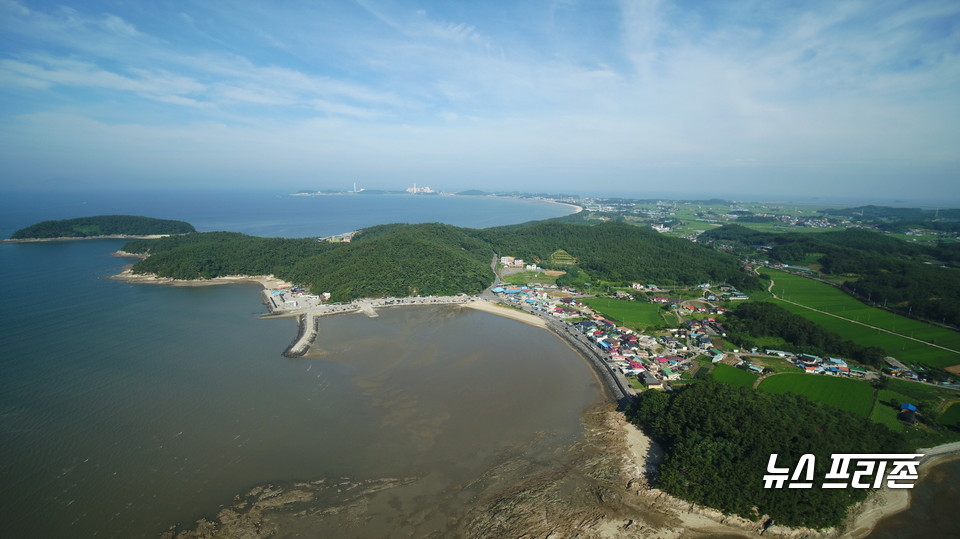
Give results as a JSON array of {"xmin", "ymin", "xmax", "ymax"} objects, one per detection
[{"xmin": 543, "ymin": 318, "xmax": 632, "ymax": 408}]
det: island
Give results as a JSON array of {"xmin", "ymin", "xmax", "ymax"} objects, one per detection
[{"xmin": 7, "ymin": 215, "xmax": 196, "ymax": 241}]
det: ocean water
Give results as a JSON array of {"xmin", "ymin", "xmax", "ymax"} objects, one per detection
[
  {"xmin": 0, "ymin": 191, "xmax": 597, "ymax": 536},
  {"xmin": 0, "ymin": 190, "xmax": 574, "ymax": 239}
]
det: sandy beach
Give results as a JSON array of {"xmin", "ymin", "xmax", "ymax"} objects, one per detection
[
  {"xmin": 842, "ymin": 443, "xmax": 960, "ymax": 537},
  {"xmin": 554, "ymin": 200, "xmax": 584, "ymax": 214},
  {"xmin": 461, "ymin": 300, "xmax": 548, "ymax": 328}
]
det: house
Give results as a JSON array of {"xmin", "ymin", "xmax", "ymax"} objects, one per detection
[
  {"xmin": 849, "ymin": 366, "xmax": 868, "ymax": 377},
  {"xmin": 641, "ymin": 371, "xmax": 663, "ymax": 389},
  {"xmin": 662, "ymin": 367, "xmax": 680, "ymax": 380},
  {"xmin": 898, "ymin": 403, "xmax": 918, "ymax": 424}
]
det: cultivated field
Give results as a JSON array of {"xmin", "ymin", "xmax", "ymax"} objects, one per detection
[
  {"xmin": 758, "ymin": 373, "xmax": 875, "ymax": 417},
  {"xmin": 581, "ymin": 298, "xmax": 665, "ymax": 329},
  {"xmin": 501, "ymin": 271, "xmax": 558, "ymax": 285},
  {"xmin": 941, "ymin": 402, "xmax": 960, "ymax": 429},
  {"xmin": 761, "ymin": 269, "xmax": 960, "ymax": 369},
  {"xmin": 711, "ymin": 364, "xmax": 758, "ymax": 388}
]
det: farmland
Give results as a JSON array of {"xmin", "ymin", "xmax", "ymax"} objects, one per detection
[
  {"xmin": 581, "ymin": 298, "xmax": 666, "ymax": 329},
  {"xmin": 500, "ymin": 271, "xmax": 558, "ymax": 285},
  {"xmin": 710, "ymin": 364, "xmax": 758, "ymax": 388},
  {"xmin": 761, "ymin": 269, "xmax": 960, "ymax": 369},
  {"xmin": 941, "ymin": 402, "xmax": 960, "ymax": 429},
  {"xmin": 758, "ymin": 373, "xmax": 875, "ymax": 417}
]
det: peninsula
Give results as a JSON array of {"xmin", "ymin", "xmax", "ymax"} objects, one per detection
[{"xmin": 6, "ymin": 215, "xmax": 196, "ymax": 242}]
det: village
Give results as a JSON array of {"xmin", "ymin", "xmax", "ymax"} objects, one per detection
[
  {"xmin": 260, "ymin": 252, "xmax": 941, "ymax": 398},
  {"xmin": 485, "ymin": 254, "xmax": 897, "ymax": 395}
]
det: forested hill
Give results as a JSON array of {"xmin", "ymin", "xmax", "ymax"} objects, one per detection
[
  {"xmin": 479, "ymin": 221, "xmax": 759, "ymax": 290},
  {"xmin": 626, "ymin": 382, "xmax": 907, "ymax": 528},
  {"xmin": 120, "ymin": 221, "xmax": 759, "ymax": 301},
  {"xmin": 10, "ymin": 215, "xmax": 196, "ymax": 239}
]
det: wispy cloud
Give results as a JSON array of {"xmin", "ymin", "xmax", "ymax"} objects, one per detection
[{"xmin": 0, "ymin": 0, "xmax": 957, "ymax": 198}]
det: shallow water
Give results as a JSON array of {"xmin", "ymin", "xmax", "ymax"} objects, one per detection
[
  {"xmin": 868, "ymin": 456, "xmax": 960, "ymax": 538},
  {"xmin": 0, "ymin": 239, "xmax": 600, "ymax": 537}
]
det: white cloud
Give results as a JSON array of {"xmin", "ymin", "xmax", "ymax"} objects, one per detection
[{"xmin": 0, "ymin": 0, "xmax": 957, "ymax": 196}]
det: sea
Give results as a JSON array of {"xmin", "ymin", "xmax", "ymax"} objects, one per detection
[{"xmin": 0, "ymin": 190, "xmax": 954, "ymax": 537}]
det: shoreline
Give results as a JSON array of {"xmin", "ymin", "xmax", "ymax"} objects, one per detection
[
  {"xmin": 552, "ymin": 200, "xmax": 584, "ymax": 214},
  {"xmin": 843, "ymin": 443, "xmax": 960, "ymax": 537},
  {"xmin": 460, "ymin": 300, "xmax": 548, "ymax": 328},
  {"xmin": 106, "ymin": 267, "xmax": 959, "ymax": 536},
  {"xmin": 3, "ymin": 234, "xmax": 171, "ymax": 243},
  {"xmin": 109, "ymin": 268, "xmax": 293, "ymax": 290},
  {"xmin": 613, "ymin": 417, "xmax": 960, "ymax": 538}
]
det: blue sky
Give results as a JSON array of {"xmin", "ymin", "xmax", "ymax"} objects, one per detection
[{"xmin": 1, "ymin": 0, "xmax": 958, "ymax": 201}]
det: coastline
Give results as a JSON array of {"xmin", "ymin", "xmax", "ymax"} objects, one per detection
[
  {"xmin": 109, "ymin": 268, "xmax": 293, "ymax": 290},
  {"xmin": 842, "ymin": 443, "xmax": 960, "ymax": 537},
  {"xmin": 106, "ymin": 266, "xmax": 957, "ymax": 537},
  {"xmin": 460, "ymin": 300, "xmax": 548, "ymax": 328},
  {"xmin": 3, "ymin": 234, "xmax": 171, "ymax": 243},
  {"xmin": 553, "ymin": 200, "xmax": 584, "ymax": 214}
]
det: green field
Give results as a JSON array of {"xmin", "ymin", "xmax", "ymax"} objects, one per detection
[
  {"xmin": 758, "ymin": 373, "xmax": 875, "ymax": 417},
  {"xmin": 581, "ymin": 298, "xmax": 666, "ymax": 329},
  {"xmin": 746, "ymin": 356, "xmax": 798, "ymax": 373},
  {"xmin": 501, "ymin": 271, "xmax": 558, "ymax": 285},
  {"xmin": 711, "ymin": 364, "xmax": 759, "ymax": 388},
  {"xmin": 941, "ymin": 402, "xmax": 960, "ymax": 428},
  {"xmin": 761, "ymin": 269, "xmax": 960, "ymax": 369},
  {"xmin": 872, "ymin": 378, "xmax": 960, "ymax": 430},
  {"xmin": 871, "ymin": 389, "xmax": 909, "ymax": 431}
]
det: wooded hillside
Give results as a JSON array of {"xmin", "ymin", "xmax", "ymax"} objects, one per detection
[
  {"xmin": 121, "ymin": 221, "xmax": 760, "ymax": 300},
  {"xmin": 11, "ymin": 215, "xmax": 195, "ymax": 239}
]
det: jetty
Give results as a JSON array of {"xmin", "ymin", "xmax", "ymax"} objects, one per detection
[{"xmin": 268, "ymin": 292, "xmax": 481, "ymax": 358}]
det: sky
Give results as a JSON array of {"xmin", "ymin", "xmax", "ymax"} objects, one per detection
[{"xmin": 1, "ymin": 0, "xmax": 958, "ymax": 202}]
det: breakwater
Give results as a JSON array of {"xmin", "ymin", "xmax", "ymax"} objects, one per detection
[
  {"xmin": 271, "ymin": 295, "xmax": 482, "ymax": 358},
  {"xmin": 282, "ymin": 313, "xmax": 319, "ymax": 358}
]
